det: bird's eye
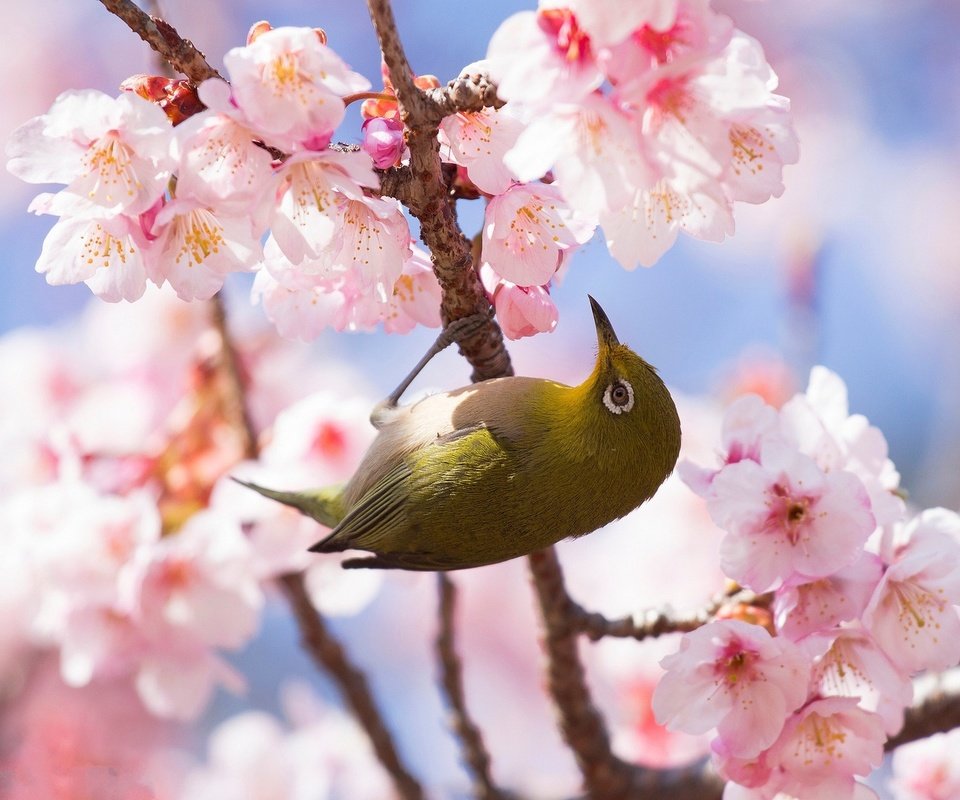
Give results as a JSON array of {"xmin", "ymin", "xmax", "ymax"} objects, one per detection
[{"xmin": 603, "ymin": 379, "xmax": 635, "ymax": 415}]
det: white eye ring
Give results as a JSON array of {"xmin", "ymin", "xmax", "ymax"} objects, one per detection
[{"xmin": 603, "ymin": 379, "xmax": 634, "ymax": 414}]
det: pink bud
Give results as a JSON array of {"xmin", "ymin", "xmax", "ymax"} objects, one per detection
[
  {"xmin": 480, "ymin": 263, "xmax": 558, "ymax": 340},
  {"xmin": 361, "ymin": 117, "xmax": 405, "ymax": 169}
]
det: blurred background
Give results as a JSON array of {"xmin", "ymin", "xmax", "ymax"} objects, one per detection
[{"xmin": 2, "ymin": 0, "xmax": 959, "ymax": 797}]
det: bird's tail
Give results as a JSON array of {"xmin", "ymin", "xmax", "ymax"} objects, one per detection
[{"xmin": 232, "ymin": 479, "xmax": 346, "ymax": 529}]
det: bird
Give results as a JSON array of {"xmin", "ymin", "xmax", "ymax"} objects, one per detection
[{"xmin": 237, "ymin": 296, "xmax": 681, "ymax": 571}]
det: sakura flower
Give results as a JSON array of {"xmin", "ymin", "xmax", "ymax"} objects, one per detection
[
  {"xmin": 679, "ymin": 392, "xmax": 781, "ymax": 497},
  {"xmin": 805, "ymin": 627, "xmax": 913, "ymax": 735},
  {"xmin": 773, "ymin": 553, "xmax": 883, "ymax": 641},
  {"xmin": 504, "ymin": 92, "xmax": 654, "ymax": 221},
  {"xmin": 252, "ymin": 266, "xmax": 347, "ymax": 341},
  {"xmin": 29, "ymin": 200, "xmax": 153, "ymax": 302},
  {"xmin": 361, "ymin": 116, "xmax": 406, "ymax": 169},
  {"xmin": 148, "ymin": 197, "xmax": 261, "ymax": 301},
  {"xmin": 6, "ymin": 88, "xmax": 174, "ymax": 216},
  {"xmin": 270, "ymin": 149, "xmax": 378, "ymax": 266},
  {"xmin": 652, "ymin": 619, "xmax": 811, "ymax": 759},
  {"xmin": 128, "ymin": 510, "xmax": 263, "ymax": 650},
  {"xmin": 600, "ymin": 175, "xmax": 734, "ymax": 268},
  {"xmin": 567, "ymin": 0, "xmax": 680, "ymax": 48},
  {"xmin": 890, "ymin": 728, "xmax": 960, "ymax": 800},
  {"xmin": 722, "ymin": 697, "xmax": 885, "ymax": 800},
  {"xmin": 708, "ymin": 444, "xmax": 875, "ymax": 592},
  {"xmin": 223, "ymin": 26, "xmax": 369, "ymax": 152},
  {"xmin": 486, "ymin": 9, "xmax": 604, "ymax": 108},
  {"xmin": 439, "ymin": 100, "xmax": 525, "ymax": 195},
  {"xmin": 862, "ymin": 509, "xmax": 960, "ymax": 674},
  {"xmin": 386, "ymin": 245, "xmax": 443, "ymax": 333},
  {"xmin": 172, "ymin": 80, "xmax": 275, "ymax": 214},
  {"xmin": 482, "ymin": 182, "xmax": 595, "ymax": 286},
  {"xmin": 479, "ymin": 262, "xmax": 558, "ymax": 340}
]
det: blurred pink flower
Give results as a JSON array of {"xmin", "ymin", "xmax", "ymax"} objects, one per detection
[{"xmin": 890, "ymin": 728, "xmax": 960, "ymax": 800}]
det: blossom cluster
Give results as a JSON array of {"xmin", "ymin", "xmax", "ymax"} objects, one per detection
[
  {"xmin": 6, "ymin": 25, "xmax": 441, "ymax": 337},
  {"xmin": 8, "ymin": 2, "xmax": 795, "ymax": 342},
  {"xmin": 653, "ymin": 367, "xmax": 960, "ymax": 799},
  {"xmin": 0, "ymin": 290, "xmax": 383, "ymax": 723}
]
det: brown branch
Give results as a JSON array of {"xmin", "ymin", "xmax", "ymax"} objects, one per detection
[
  {"xmin": 278, "ymin": 573, "xmax": 425, "ymax": 800},
  {"xmin": 527, "ymin": 548, "xmax": 635, "ymax": 799},
  {"xmin": 424, "ymin": 71, "xmax": 505, "ymax": 120},
  {"xmin": 571, "ymin": 589, "xmax": 769, "ymax": 643},
  {"xmin": 98, "ymin": 0, "xmax": 221, "ymax": 83},
  {"xmin": 207, "ymin": 297, "xmax": 424, "ymax": 799},
  {"xmin": 886, "ymin": 671, "xmax": 960, "ymax": 751},
  {"xmin": 435, "ymin": 575, "xmax": 509, "ymax": 800},
  {"xmin": 366, "ymin": 0, "xmax": 512, "ymax": 383}
]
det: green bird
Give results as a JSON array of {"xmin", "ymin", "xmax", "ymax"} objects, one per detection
[{"xmin": 238, "ymin": 297, "xmax": 681, "ymax": 571}]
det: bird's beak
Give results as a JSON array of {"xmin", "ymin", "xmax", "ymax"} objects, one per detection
[{"xmin": 588, "ymin": 295, "xmax": 620, "ymax": 352}]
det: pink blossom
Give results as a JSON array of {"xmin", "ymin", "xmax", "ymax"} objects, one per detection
[
  {"xmin": 486, "ymin": 9, "xmax": 604, "ymax": 108},
  {"xmin": 386, "ymin": 245, "xmax": 443, "ymax": 333},
  {"xmin": 679, "ymin": 392, "xmax": 781, "ymax": 497},
  {"xmin": 780, "ymin": 367, "xmax": 904, "ymax": 527},
  {"xmin": 148, "ymin": 197, "xmax": 261, "ymax": 301},
  {"xmin": 805, "ymin": 627, "xmax": 913, "ymax": 735},
  {"xmin": 222, "ymin": 26, "xmax": 369, "ymax": 152},
  {"xmin": 479, "ymin": 262, "xmax": 558, "ymax": 340},
  {"xmin": 567, "ymin": 0, "xmax": 680, "ymax": 48},
  {"xmin": 721, "ymin": 697, "xmax": 885, "ymax": 800},
  {"xmin": 652, "ymin": 619, "xmax": 811, "ymax": 759},
  {"xmin": 862, "ymin": 509, "xmax": 960, "ymax": 674},
  {"xmin": 361, "ymin": 116, "xmax": 406, "ymax": 169},
  {"xmin": 28, "ymin": 201, "xmax": 153, "ymax": 302},
  {"xmin": 505, "ymin": 92, "xmax": 654, "ymax": 221},
  {"xmin": 180, "ymin": 691, "xmax": 393, "ymax": 800},
  {"xmin": 270, "ymin": 149, "xmax": 378, "ymax": 265},
  {"xmin": 253, "ymin": 266, "xmax": 347, "ymax": 341},
  {"xmin": 6, "ymin": 88, "xmax": 174, "ymax": 216},
  {"xmin": 600, "ymin": 175, "xmax": 734, "ymax": 268},
  {"xmin": 482, "ymin": 182, "xmax": 594, "ymax": 286},
  {"xmin": 774, "ymin": 553, "xmax": 883, "ymax": 640},
  {"xmin": 327, "ymin": 194, "xmax": 411, "ymax": 293},
  {"xmin": 439, "ymin": 100, "xmax": 525, "ymax": 195},
  {"xmin": 172, "ymin": 81, "xmax": 275, "ymax": 215},
  {"xmin": 890, "ymin": 728, "xmax": 960, "ymax": 800},
  {"xmin": 708, "ymin": 444, "xmax": 876, "ymax": 592}
]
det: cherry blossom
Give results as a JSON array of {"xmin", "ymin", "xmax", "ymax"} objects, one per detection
[
  {"xmin": 361, "ymin": 116, "xmax": 406, "ymax": 169},
  {"xmin": 222, "ymin": 26, "xmax": 369, "ymax": 152},
  {"xmin": 6, "ymin": 88, "xmax": 174, "ymax": 216},
  {"xmin": 707, "ymin": 444, "xmax": 875, "ymax": 592},
  {"xmin": 862, "ymin": 509, "xmax": 960, "ymax": 674},
  {"xmin": 721, "ymin": 697, "xmax": 885, "ymax": 800},
  {"xmin": 482, "ymin": 182, "xmax": 594, "ymax": 286},
  {"xmin": 439, "ymin": 100, "xmax": 525, "ymax": 195},
  {"xmin": 652, "ymin": 619, "xmax": 811, "ymax": 758},
  {"xmin": 890, "ymin": 728, "xmax": 960, "ymax": 800},
  {"xmin": 479, "ymin": 262, "xmax": 558, "ymax": 340}
]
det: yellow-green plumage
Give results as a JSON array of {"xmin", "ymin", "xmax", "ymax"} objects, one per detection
[{"xmin": 238, "ymin": 298, "xmax": 681, "ymax": 571}]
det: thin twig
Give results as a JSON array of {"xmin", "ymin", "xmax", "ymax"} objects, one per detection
[
  {"xmin": 527, "ymin": 548, "xmax": 635, "ymax": 800},
  {"xmin": 571, "ymin": 588, "xmax": 769, "ymax": 643},
  {"xmin": 435, "ymin": 575, "xmax": 509, "ymax": 800},
  {"xmin": 279, "ymin": 573, "xmax": 425, "ymax": 800},
  {"xmin": 207, "ymin": 298, "xmax": 424, "ymax": 800},
  {"xmin": 99, "ymin": 0, "xmax": 221, "ymax": 82},
  {"xmin": 366, "ymin": 0, "xmax": 512, "ymax": 383}
]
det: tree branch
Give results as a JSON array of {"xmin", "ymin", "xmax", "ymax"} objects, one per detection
[
  {"xmin": 571, "ymin": 588, "xmax": 769, "ymax": 643},
  {"xmin": 528, "ymin": 548, "xmax": 635, "ymax": 799},
  {"xmin": 207, "ymin": 297, "xmax": 424, "ymax": 800},
  {"xmin": 366, "ymin": 0, "xmax": 512, "ymax": 383},
  {"xmin": 435, "ymin": 574, "xmax": 509, "ymax": 800},
  {"xmin": 98, "ymin": 0, "xmax": 221, "ymax": 83}
]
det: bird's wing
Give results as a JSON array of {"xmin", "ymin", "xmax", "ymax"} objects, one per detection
[{"xmin": 312, "ymin": 423, "xmax": 500, "ymax": 564}]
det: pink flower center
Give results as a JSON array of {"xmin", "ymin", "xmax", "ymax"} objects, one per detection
[
  {"xmin": 309, "ymin": 421, "xmax": 347, "ymax": 461},
  {"xmin": 537, "ymin": 8, "xmax": 592, "ymax": 65},
  {"xmin": 635, "ymin": 19, "xmax": 693, "ymax": 65},
  {"xmin": 769, "ymin": 483, "xmax": 812, "ymax": 546},
  {"xmin": 715, "ymin": 640, "xmax": 755, "ymax": 685}
]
